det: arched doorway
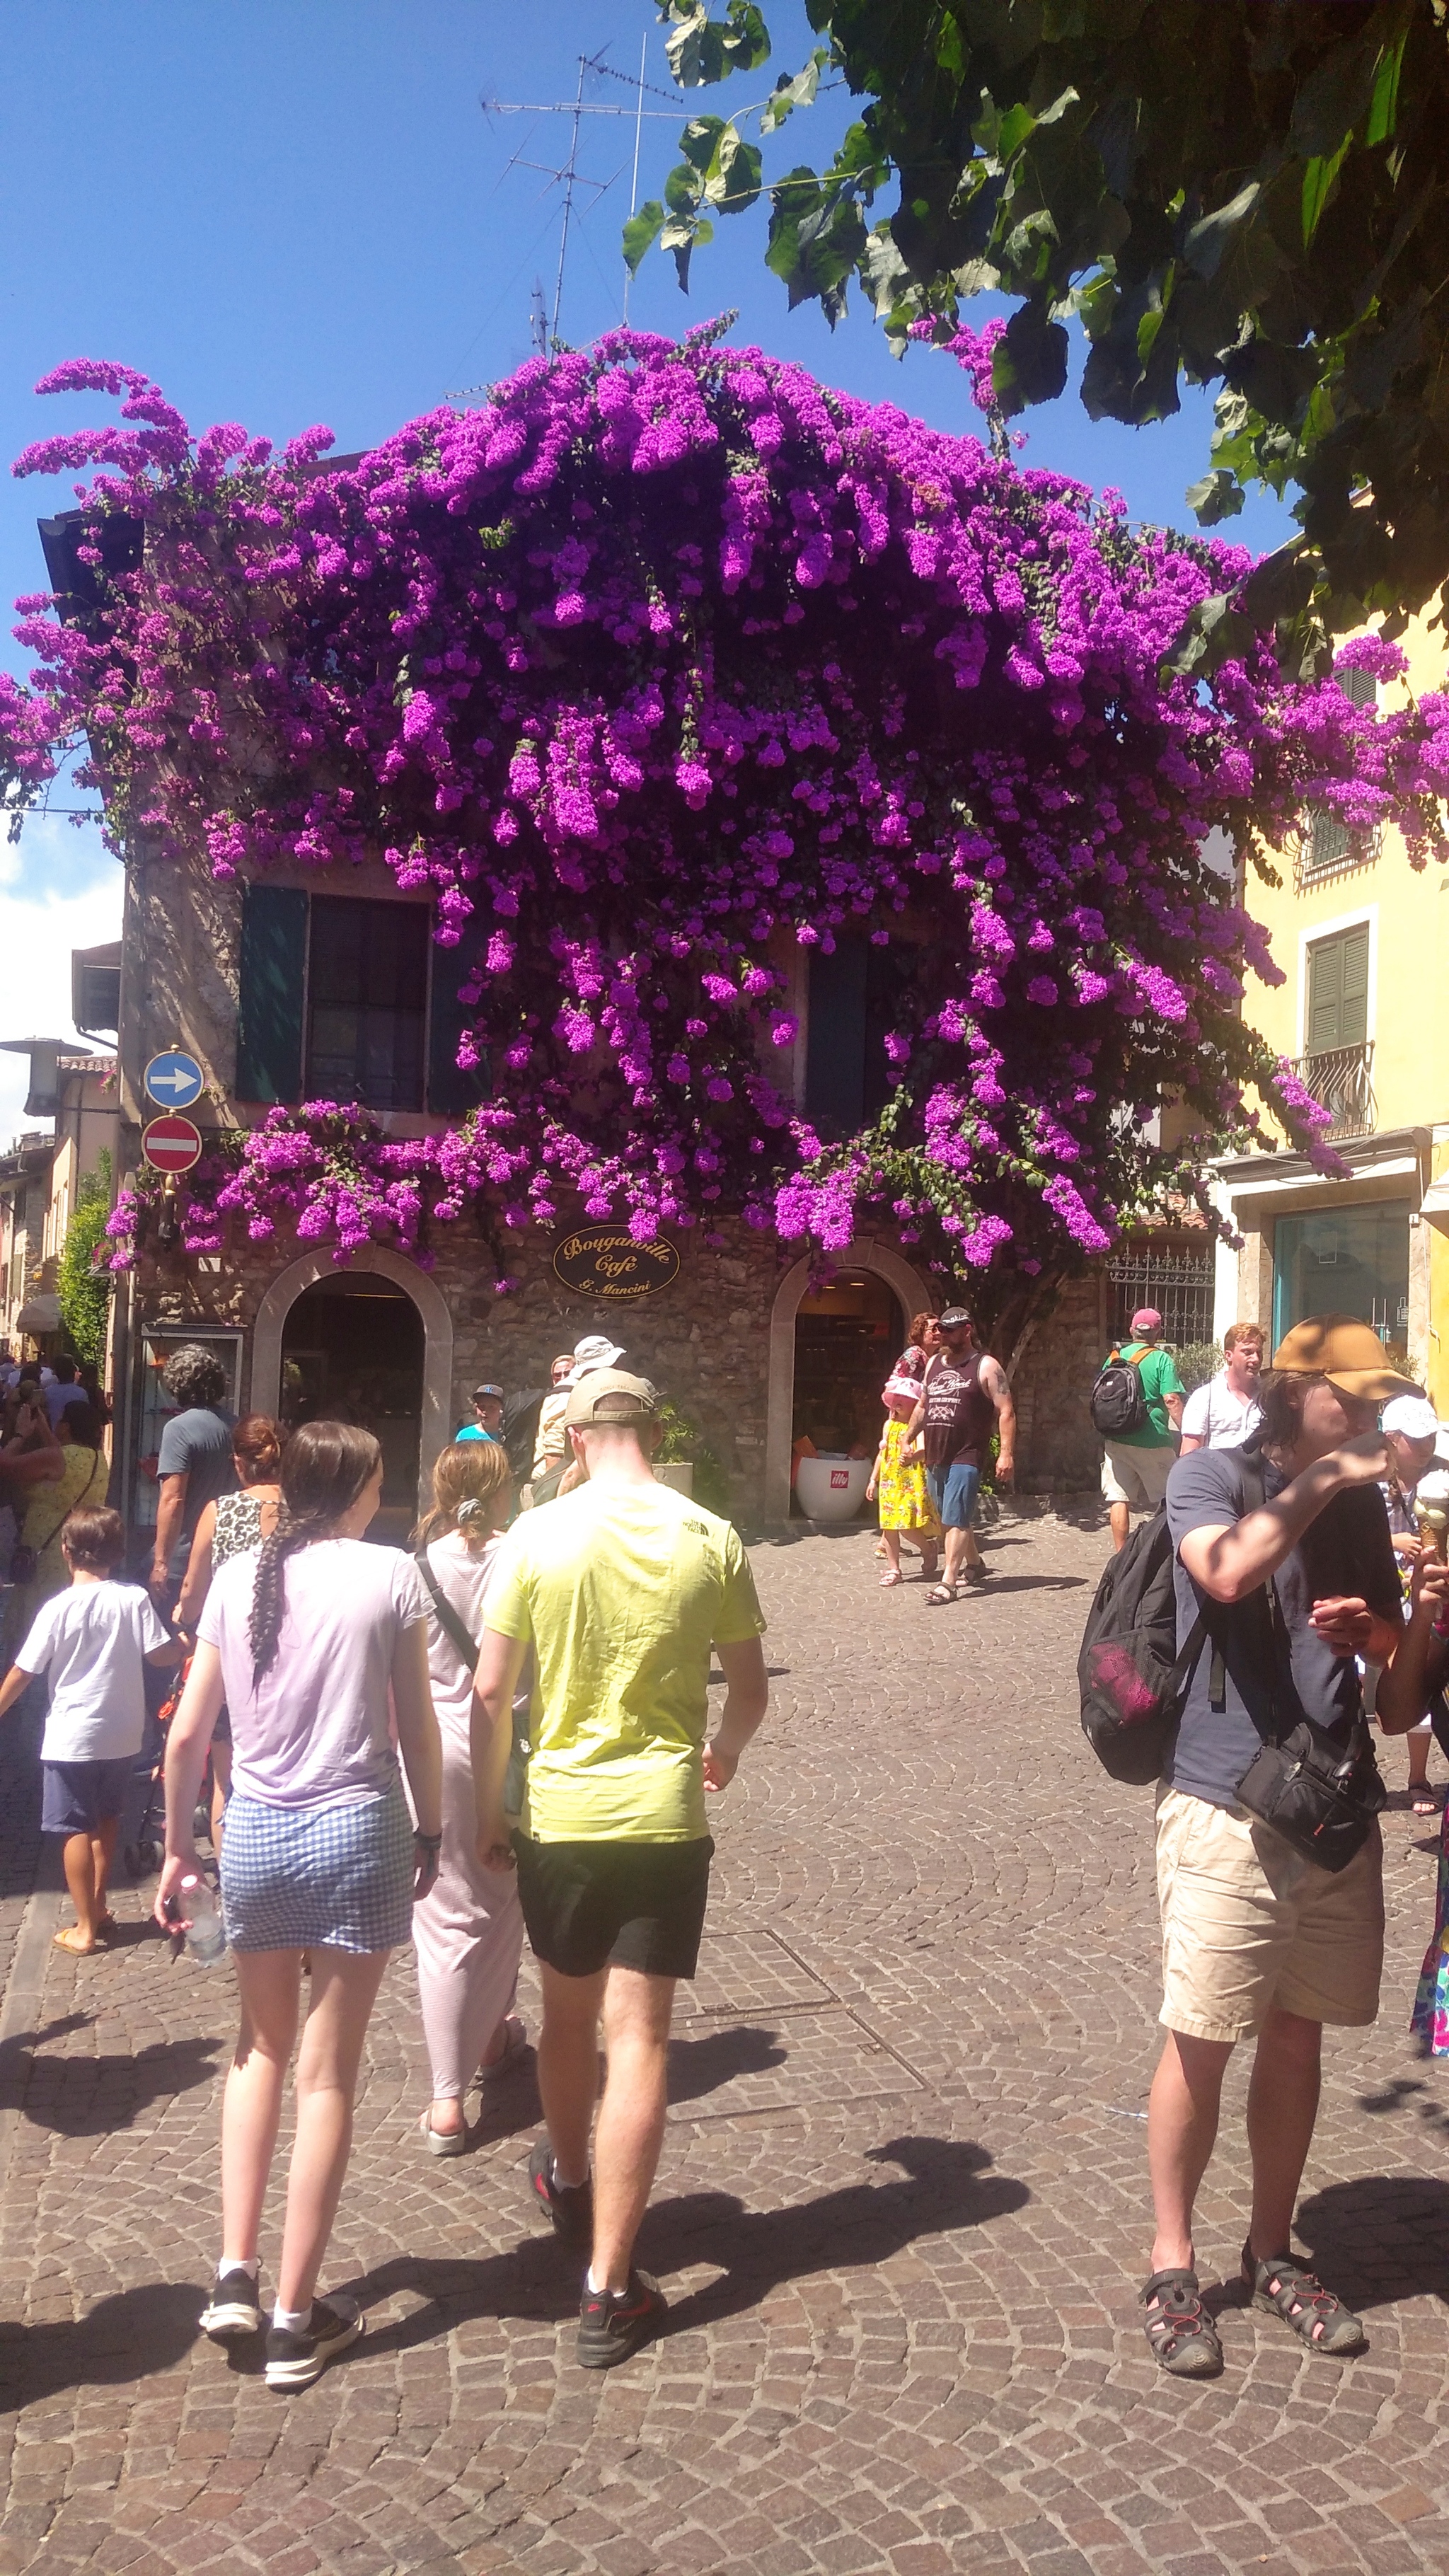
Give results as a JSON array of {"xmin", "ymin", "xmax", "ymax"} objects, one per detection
[
  {"xmin": 280, "ymin": 1277, "xmax": 424, "ymax": 1547},
  {"xmin": 250, "ymin": 1247, "xmax": 455, "ymax": 1540},
  {"xmin": 765, "ymin": 1240, "xmax": 930, "ymax": 1522}
]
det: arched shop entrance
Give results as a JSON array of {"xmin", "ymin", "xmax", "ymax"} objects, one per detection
[
  {"xmin": 250, "ymin": 1247, "xmax": 454, "ymax": 1545},
  {"xmin": 764, "ymin": 1240, "xmax": 930, "ymax": 1523},
  {"xmin": 278, "ymin": 1277, "xmax": 422, "ymax": 1547}
]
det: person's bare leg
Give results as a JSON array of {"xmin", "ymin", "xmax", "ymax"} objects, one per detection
[
  {"xmin": 591, "ymin": 1968, "xmax": 675, "ymax": 2292},
  {"xmin": 1109, "ymin": 1499, "xmax": 1131, "ymax": 1553},
  {"xmin": 918, "ymin": 1528, "xmax": 940, "ymax": 1579},
  {"xmin": 1148, "ymin": 2028, "xmax": 1234, "ymax": 2272},
  {"xmin": 959, "ymin": 1525, "xmax": 983, "ymax": 1573},
  {"xmin": 223, "ymin": 1951, "xmax": 303, "ymax": 2266},
  {"xmin": 90, "ymin": 1815, "xmax": 120, "ymax": 1929},
  {"xmin": 1245, "ymin": 2006, "xmax": 1322, "ymax": 2264},
  {"xmin": 937, "ymin": 1526, "xmax": 967, "ymax": 1589},
  {"xmin": 879, "ymin": 1530, "xmax": 902, "ymax": 1584},
  {"xmin": 536, "ymin": 1961, "xmax": 608, "ymax": 2188},
  {"xmin": 58, "ymin": 1831, "xmax": 101, "ymax": 1949},
  {"xmin": 275, "ymin": 1946, "xmax": 390, "ymax": 2315}
]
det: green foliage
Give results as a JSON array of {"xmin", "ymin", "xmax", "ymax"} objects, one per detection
[
  {"xmin": 56, "ymin": 1150, "xmax": 112, "ymax": 1368},
  {"xmin": 654, "ymin": 1396, "xmax": 732, "ymax": 1518},
  {"xmin": 638, "ymin": 0, "xmax": 1449, "ymax": 655},
  {"xmin": 1170, "ymin": 1340, "xmax": 1220, "ymax": 1397}
]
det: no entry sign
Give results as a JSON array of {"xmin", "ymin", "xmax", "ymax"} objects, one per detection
[{"xmin": 142, "ymin": 1114, "xmax": 204, "ymax": 1175}]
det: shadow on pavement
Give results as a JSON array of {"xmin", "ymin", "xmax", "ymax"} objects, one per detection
[
  {"xmin": 1295, "ymin": 2173, "xmax": 1449, "ymax": 2307},
  {"xmin": 666, "ymin": 2023, "xmax": 788, "ymax": 2105},
  {"xmin": 974, "ymin": 1575, "xmax": 1090, "ymax": 1595},
  {"xmin": 349, "ymin": 2132, "xmax": 1029, "ymax": 2360},
  {"xmin": 14, "ymin": 2033, "xmax": 222, "ymax": 2136},
  {"xmin": 0, "ymin": 2282, "xmax": 204, "ymax": 2408}
]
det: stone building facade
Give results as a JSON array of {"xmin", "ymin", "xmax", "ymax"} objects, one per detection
[{"xmin": 107, "ymin": 838, "xmax": 1111, "ymax": 1537}]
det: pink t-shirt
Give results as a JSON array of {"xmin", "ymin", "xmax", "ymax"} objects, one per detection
[{"xmin": 198, "ymin": 1537, "xmax": 427, "ymax": 1809}]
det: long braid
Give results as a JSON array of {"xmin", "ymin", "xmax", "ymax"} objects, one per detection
[{"xmin": 247, "ymin": 1420, "xmax": 382, "ymax": 1680}]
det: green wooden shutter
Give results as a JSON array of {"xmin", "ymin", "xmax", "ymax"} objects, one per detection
[
  {"xmin": 236, "ymin": 884, "xmax": 308, "ymax": 1102},
  {"xmin": 1339, "ymin": 924, "xmax": 1369, "ymax": 1046},
  {"xmin": 427, "ymin": 927, "xmax": 490, "ymax": 1116},
  {"xmin": 805, "ymin": 943, "xmax": 867, "ymax": 1136},
  {"xmin": 1307, "ymin": 925, "xmax": 1368, "ymax": 1053}
]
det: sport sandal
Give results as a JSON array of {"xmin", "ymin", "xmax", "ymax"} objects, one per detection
[
  {"xmin": 1241, "ymin": 2243, "xmax": 1366, "ymax": 2355},
  {"xmin": 1141, "ymin": 2268, "xmax": 1223, "ymax": 2377}
]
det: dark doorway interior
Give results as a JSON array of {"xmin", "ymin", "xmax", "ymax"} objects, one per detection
[
  {"xmin": 792, "ymin": 1269, "xmax": 903, "ymax": 1498},
  {"xmin": 279, "ymin": 1276, "xmax": 425, "ymax": 1548}
]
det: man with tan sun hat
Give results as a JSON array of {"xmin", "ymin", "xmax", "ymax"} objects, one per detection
[{"xmin": 1139, "ymin": 1314, "xmax": 1441, "ymax": 2381}]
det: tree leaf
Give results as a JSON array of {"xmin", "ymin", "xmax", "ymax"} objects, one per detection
[
  {"xmin": 623, "ymin": 200, "xmax": 668, "ymax": 276},
  {"xmin": 993, "ymin": 303, "xmax": 1069, "ymax": 412},
  {"xmin": 1185, "ymin": 467, "xmax": 1245, "ymax": 526},
  {"xmin": 760, "ymin": 46, "xmax": 826, "ymax": 131}
]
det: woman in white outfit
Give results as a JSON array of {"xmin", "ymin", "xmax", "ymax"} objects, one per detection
[{"xmin": 412, "ymin": 1440, "xmax": 528, "ymax": 2152}]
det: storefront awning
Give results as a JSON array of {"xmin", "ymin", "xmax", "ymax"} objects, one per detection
[
  {"xmin": 1419, "ymin": 1174, "xmax": 1449, "ymax": 1224},
  {"xmin": 13, "ymin": 1293, "xmax": 62, "ymax": 1334}
]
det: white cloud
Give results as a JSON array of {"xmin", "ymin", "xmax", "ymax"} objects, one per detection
[{"xmin": 0, "ymin": 810, "xmax": 123, "ymax": 1152}]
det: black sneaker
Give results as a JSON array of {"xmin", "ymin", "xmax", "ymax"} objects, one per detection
[
  {"xmin": 577, "ymin": 2270, "xmax": 668, "ymax": 2370},
  {"xmin": 527, "ymin": 2139, "xmax": 594, "ymax": 2248},
  {"xmin": 263, "ymin": 2293, "xmax": 364, "ymax": 2391},
  {"xmin": 200, "ymin": 2265, "xmax": 262, "ymax": 2342}
]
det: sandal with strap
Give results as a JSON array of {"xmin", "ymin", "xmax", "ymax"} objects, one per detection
[
  {"xmin": 1141, "ymin": 2268, "xmax": 1223, "ymax": 2378},
  {"xmin": 1242, "ymin": 2243, "xmax": 1366, "ymax": 2354},
  {"xmin": 925, "ymin": 1581, "xmax": 959, "ymax": 1607}
]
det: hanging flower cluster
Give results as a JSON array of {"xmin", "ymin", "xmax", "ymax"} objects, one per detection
[{"xmin": 8, "ymin": 333, "xmax": 1449, "ymax": 1285}]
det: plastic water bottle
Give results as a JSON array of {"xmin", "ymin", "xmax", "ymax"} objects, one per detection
[{"xmin": 180, "ymin": 1873, "xmax": 226, "ymax": 1966}]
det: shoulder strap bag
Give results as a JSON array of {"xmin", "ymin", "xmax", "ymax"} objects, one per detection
[
  {"xmin": 413, "ymin": 1546, "xmax": 530, "ymax": 1819},
  {"xmin": 1229, "ymin": 1450, "xmax": 1385, "ymax": 1873}
]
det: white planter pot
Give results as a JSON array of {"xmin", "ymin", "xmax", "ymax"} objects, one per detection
[
  {"xmin": 795, "ymin": 1452, "xmax": 871, "ymax": 1522},
  {"xmin": 656, "ymin": 1461, "xmax": 694, "ymax": 1496}
]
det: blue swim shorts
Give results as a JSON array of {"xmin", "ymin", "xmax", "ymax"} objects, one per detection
[{"xmin": 927, "ymin": 1462, "xmax": 981, "ymax": 1531}]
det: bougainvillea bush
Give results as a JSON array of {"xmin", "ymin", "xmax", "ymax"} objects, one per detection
[{"xmin": 4, "ymin": 330, "xmax": 1447, "ymax": 1297}]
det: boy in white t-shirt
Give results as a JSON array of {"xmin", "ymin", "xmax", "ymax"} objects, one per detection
[{"xmin": 0, "ymin": 1507, "xmax": 180, "ymax": 1953}]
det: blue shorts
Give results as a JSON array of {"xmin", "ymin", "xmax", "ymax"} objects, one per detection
[
  {"xmin": 927, "ymin": 1462, "xmax": 981, "ymax": 1531},
  {"xmin": 42, "ymin": 1757, "xmax": 134, "ymax": 1836}
]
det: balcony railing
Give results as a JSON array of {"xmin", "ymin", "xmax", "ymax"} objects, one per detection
[{"xmin": 1288, "ymin": 1040, "xmax": 1376, "ymax": 1142}]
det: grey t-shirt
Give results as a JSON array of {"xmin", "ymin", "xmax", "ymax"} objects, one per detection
[
  {"xmin": 1165, "ymin": 1443, "xmax": 1399, "ymax": 1810},
  {"xmin": 156, "ymin": 1406, "xmax": 237, "ymax": 1569}
]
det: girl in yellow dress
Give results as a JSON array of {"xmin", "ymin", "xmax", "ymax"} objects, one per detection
[{"xmin": 866, "ymin": 1374, "xmax": 942, "ymax": 1586}]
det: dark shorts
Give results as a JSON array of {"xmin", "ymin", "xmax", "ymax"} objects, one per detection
[
  {"xmin": 42, "ymin": 1757, "xmax": 134, "ymax": 1837},
  {"xmin": 514, "ymin": 1833, "xmax": 714, "ymax": 1980}
]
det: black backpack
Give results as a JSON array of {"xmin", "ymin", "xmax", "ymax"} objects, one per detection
[
  {"xmin": 1078, "ymin": 1506, "xmax": 1208, "ymax": 1784},
  {"xmin": 1089, "ymin": 1344, "xmax": 1149, "ymax": 1438}
]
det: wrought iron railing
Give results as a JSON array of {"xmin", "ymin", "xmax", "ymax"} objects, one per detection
[
  {"xmin": 1107, "ymin": 1245, "xmax": 1216, "ymax": 1348},
  {"xmin": 1288, "ymin": 1040, "xmax": 1376, "ymax": 1142}
]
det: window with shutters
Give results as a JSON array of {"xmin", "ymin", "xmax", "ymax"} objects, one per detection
[
  {"xmin": 234, "ymin": 886, "xmax": 488, "ymax": 1114},
  {"xmin": 1305, "ymin": 923, "xmax": 1370, "ymax": 1054},
  {"xmin": 803, "ymin": 941, "xmax": 915, "ymax": 1138},
  {"xmin": 306, "ymin": 896, "xmax": 428, "ymax": 1111},
  {"xmin": 1299, "ymin": 669, "xmax": 1378, "ymax": 884}
]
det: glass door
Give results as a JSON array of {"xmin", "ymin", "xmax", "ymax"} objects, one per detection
[{"xmin": 1271, "ymin": 1201, "xmax": 1410, "ymax": 1366}]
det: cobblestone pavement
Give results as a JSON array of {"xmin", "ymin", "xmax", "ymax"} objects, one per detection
[{"xmin": 6, "ymin": 1507, "xmax": 1449, "ymax": 2575}]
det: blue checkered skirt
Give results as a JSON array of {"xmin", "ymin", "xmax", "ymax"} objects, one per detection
[{"xmin": 221, "ymin": 1777, "xmax": 414, "ymax": 1954}]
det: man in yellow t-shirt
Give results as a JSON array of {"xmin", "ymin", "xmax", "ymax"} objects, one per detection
[{"xmin": 474, "ymin": 1369, "xmax": 768, "ymax": 2371}]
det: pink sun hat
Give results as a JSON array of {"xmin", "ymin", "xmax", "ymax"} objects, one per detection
[{"xmin": 882, "ymin": 1374, "xmax": 922, "ymax": 1404}]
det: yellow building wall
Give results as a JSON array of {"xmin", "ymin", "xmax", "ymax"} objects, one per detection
[{"xmin": 1240, "ymin": 615, "xmax": 1449, "ymax": 1407}]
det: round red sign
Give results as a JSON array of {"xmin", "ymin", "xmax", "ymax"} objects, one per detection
[{"xmin": 142, "ymin": 1114, "xmax": 204, "ymax": 1175}]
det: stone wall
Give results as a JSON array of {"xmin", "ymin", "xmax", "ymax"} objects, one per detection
[{"xmin": 1010, "ymin": 1266, "xmax": 1109, "ymax": 1494}]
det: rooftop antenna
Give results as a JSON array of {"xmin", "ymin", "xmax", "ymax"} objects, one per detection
[
  {"xmin": 483, "ymin": 44, "xmax": 679, "ymax": 343},
  {"xmin": 529, "ymin": 279, "xmax": 548, "ymax": 357}
]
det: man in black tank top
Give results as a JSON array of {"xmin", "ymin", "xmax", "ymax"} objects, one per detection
[{"xmin": 905, "ymin": 1308, "xmax": 1016, "ymax": 1603}]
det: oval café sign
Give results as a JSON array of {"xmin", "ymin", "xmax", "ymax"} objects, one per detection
[{"xmin": 553, "ymin": 1226, "xmax": 681, "ymax": 1303}]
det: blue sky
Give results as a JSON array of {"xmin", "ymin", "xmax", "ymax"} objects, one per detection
[{"xmin": 0, "ymin": 0, "xmax": 1294, "ymax": 1145}]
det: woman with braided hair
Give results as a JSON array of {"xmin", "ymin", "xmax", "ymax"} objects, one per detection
[{"xmin": 155, "ymin": 1421, "xmax": 442, "ymax": 2391}]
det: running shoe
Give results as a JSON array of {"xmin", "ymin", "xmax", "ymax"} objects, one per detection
[
  {"xmin": 263, "ymin": 2294, "xmax": 364, "ymax": 2391},
  {"xmin": 577, "ymin": 2270, "xmax": 668, "ymax": 2369},
  {"xmin": 200, "ymin": 2265, "xmax": 262, "ymax": 2342},
  {"xmin": 527, "ymin": 2139, "xmax": 594, "ymax": 2248}
]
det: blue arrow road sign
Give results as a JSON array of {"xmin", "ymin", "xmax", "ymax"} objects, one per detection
[{"xmin": 144, "ymin": 1049, "xmax": 204, "ymax": 1109}]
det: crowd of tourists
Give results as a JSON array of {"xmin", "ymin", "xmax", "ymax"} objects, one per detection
[{"xmin": 6, "ymin": 1300, "xmax": 1449, "ymax": 2400}]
